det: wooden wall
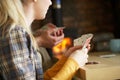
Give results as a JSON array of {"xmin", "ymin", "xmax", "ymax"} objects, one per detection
[
  {"xmin": 62, "ymin": 0, "xmax": 115, "ymax": 35},
  {"xmin": 32, "ymin": 0, "xmax": 120, "ymax": 37}
]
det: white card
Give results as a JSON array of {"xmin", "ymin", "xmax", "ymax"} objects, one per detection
[{"xmin": 74, "ymin": 33, "xmax": 93, "ymax": 49}]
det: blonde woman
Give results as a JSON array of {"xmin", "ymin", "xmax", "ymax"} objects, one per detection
[{"xmin": 0, "ymin": 0, "xmax": 90, "ymax": 80}]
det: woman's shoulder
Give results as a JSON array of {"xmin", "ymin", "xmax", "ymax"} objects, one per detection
[
  {"xmin": 6, "ymin": 25, "xmax": 28, "ymax": 39},
  {"xmin": 11, "ymin": 25, "xmax": 27, "ymax": 33}
]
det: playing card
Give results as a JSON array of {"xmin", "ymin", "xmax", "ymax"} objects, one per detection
[{"xmin": 74, "ymin": 33, "xmax": 93, "ymax": 49}]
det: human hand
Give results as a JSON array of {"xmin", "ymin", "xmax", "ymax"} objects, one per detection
[
  {"xmin": 34, "ymin": 23, "xmax": 65, "ymax": 48},
  {"xmin": 69, "ymin": 48, "xmax": 89, "ymax": 67},
  {"xmin": 63, "ymin": 37, "xmax": 91, "ymax": 57},
  {"xmin": 41, "ymin": 23, "xmax": 65, "ymax": 36}
]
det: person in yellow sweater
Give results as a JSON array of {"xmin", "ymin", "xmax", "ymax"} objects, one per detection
[{"xmin": 0, "ymin": 0, "xmax": 90, "ymax": 80}]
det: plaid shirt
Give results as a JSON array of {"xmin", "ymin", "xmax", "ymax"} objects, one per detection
[{"xmin": 0, "ymin": 26, "xmax": 43, "ymax": 80}]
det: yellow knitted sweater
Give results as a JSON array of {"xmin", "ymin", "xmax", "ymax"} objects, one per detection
[{"xmin": 44, "ymin": 56, "xmax": 79, "ymax": 80}]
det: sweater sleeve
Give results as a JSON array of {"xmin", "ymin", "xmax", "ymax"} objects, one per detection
[{"xmin": 44, "ymin": 56, "xmax": 79, "ymax": 80}]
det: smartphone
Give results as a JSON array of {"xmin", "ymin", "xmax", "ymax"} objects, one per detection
[{"xmin": 74, "ymin": 33, "xmax": 93, "ymax": 49}]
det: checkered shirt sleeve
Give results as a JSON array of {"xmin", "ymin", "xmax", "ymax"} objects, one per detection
[{"xmin": 0, "ymin": 27, "xmax": 43, "ymax": 80}]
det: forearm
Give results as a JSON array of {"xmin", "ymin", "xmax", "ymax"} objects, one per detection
[
  {"xmin": 44, "ymin": 56, "xmax": 67, "ymax": 79},
  {"xmin": 44, "ymin": 56, "xmax": 79, "ymax": 80}
]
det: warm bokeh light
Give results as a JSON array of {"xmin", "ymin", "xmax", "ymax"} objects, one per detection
[{"xmin": 52, "ymin": 37, "xmax": 72, "ymax": 59}]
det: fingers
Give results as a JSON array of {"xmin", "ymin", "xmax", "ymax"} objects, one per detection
[
  {"xmin": 83, "ymin": 38, "xmax": 91, "ymax": 48},
  {"xmin": 64, "ymin": 46, "xmax": 83, "ymax": 57},
  {"xmin": 69, "ymin": 50, "xmax": 89, "ymax": 67},
  {"xmin": 42, "ymin": 23, "xmax": 65, "ymax": 37},
  {"xmin": 86, "ymin": 44, "xmax": 91, "ymax": 51},
  {"xmin": 49, "ymin": 29, "xmax": 64, "ymax": 42},
  {"xmin": 55, "ymin": 29, "xmax": 63, "ymax": 36},
  {"xmin": 51, "ymin": 28, "xmax": 64, "ymax": 36}
]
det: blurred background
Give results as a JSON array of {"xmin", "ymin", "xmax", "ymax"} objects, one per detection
[
  {"xmin": 31, "ymin": 1, "xmax": 120, "ymax": 79},
  {"xmin": 32, "ymin": 0, "xmax": 120, "ymax": 52}
]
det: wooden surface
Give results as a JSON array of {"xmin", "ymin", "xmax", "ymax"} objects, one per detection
[{"xmin": 76, "ymin": 52, "xmax": 120, "ymax": 80}]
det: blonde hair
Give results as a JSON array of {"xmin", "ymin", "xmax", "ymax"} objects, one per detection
[{"xmin": 0, "ymin": 0, "xmax": 38, "ymax": 50}]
